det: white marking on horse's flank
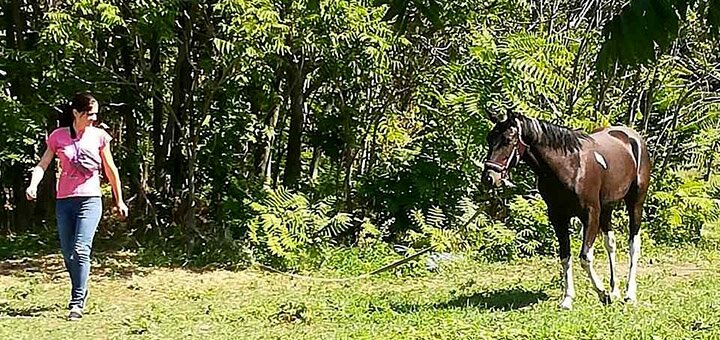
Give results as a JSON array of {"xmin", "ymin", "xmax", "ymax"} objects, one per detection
[
  {"xmin": 608, "ymin": 128, "xmax": 642, "ymax": 175},
  {"xmin": 574, "ymin": 151, "xmax": 586, "ymax": 193},
  {"xmin": 594, "ymin": 151, "xmax": 608, "ymax": 169},
  {"xmin": 626, "ymin": 233, "xmax": 641, "ymax": 301},
  {"xmin": 632, "ymin": 137, "xmax": 642, "ymax": 176}
]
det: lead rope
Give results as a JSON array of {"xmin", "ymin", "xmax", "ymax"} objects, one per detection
[
  {"xmin": 252, "ymin": 247, "xmax": 432, "ymax": 282},
  {"xmin": 252, "ymin": 210, "xmax": 485, "ymax": 282}
]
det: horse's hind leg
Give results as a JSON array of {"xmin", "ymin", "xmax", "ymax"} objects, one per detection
[
  {"xmin": 579, "ymin": 205, "xmax": 609, "ymax": 304},
  {"xmin": 625, "ymin": 184, "xmax": 645, "ymax": 304},
  {"xmin": 600, "ymin": 206, "xmax": 621, "ymax": 301}
]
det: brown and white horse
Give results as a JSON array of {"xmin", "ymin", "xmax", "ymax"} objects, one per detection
[{"xmin": 482, "ymin": 111, "xmax": 651, "ymax": 310}]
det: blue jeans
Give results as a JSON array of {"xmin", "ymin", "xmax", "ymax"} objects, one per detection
[{"xmin": 56, "ymin": 196, "xmax": 102, "ymax": 309}]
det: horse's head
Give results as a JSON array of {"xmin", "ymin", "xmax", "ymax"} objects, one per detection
[{"xmin": 482, "ymin": 111, "xmax": 528, "ymax": 187}]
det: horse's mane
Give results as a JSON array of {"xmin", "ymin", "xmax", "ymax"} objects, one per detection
[{"xmin": 518, "ymin": 116, "xmax": 589, "ymax": 154}]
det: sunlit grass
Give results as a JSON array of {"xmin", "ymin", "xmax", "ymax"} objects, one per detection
[{"xmin": 1, "ymin": 246, "xmax": 719, "ymax": 339}]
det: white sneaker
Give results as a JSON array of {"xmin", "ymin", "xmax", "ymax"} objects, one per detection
[{"xmin": 68, "ymin": 306, "xmax": 83, "ymax": 321}]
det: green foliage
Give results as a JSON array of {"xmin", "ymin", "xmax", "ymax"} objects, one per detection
[
  {"xmin": 405, "ymin": 196, "xmax": 556, "ymax": 261},
  {"xmin": 375, "ymin": 0, "xmax": 443, "ymax": 33},
  {"xmin": 246, "ymin": 187, "xmax": 352, "ymax": 269},
  {"xmin": 598, "ymin": 0, "xmax": 720, "ymax": 71},
  {"xmin": 506, "ymin": 195, "xmax": 556, "ymax": 256},
  {"xmin": 597, "ymin": 0, "xmax": 683, "ymax": 71},
  {"xmin": 407, "ymin": 205, "xmax": 462, "ymax": 252},
  {"xmin": 43, "ymin": 0, "xmax": 126, "ymax": 50},
  {"xmin": 0, "ymin": 233, "xmax": 57, "ymax": 259},
  {"xmin": 358, "ymin": 155, "xmax": 469, "ymax": 236},
  {"xmin": 646, "ymin": 171, "xmax": 720, "ymax": 245},
  {"xmin": 708, "ymin": 0, "xmax": 720, "ymax": 36},
  {"xmin": 356, "ymin": 218, "xmax": 385, "ymax": 247},
  {"xmin": 0, "ymin": 98, "xmax": 43, "ymax": 169},
  {"xmin": 501, "ymin": 32, "xmax": 575, "ymax": 112},
  {"xmin": 2, "ymin": 0, "xmax": 720, "ymax": 267}
]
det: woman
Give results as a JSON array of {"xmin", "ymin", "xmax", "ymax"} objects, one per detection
[{"xmin": 25, "ymin": 93, "xmax": 128, "ymax": 321}]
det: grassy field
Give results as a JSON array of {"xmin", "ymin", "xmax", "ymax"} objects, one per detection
[{"xmin": 1, "ymin": 245, "xmax": 719, "ymax": 339}]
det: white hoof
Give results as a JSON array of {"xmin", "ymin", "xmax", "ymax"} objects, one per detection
[
  {"xmin": 559, "ymin": 297, "xmax": 573, "ymax": 310},
  {"xmin": 609, "ymin": 289, "xmax": 621, "ymax": 302}
]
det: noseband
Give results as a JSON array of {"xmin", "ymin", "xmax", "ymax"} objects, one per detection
[{"xmin": 484, "ymin": 120, "xmax": 529, "ymax": 175}]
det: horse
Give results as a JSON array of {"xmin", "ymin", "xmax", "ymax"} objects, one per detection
[{"xmin": 481, "ymin": 110, "xmax": 650, "ymax": 310}]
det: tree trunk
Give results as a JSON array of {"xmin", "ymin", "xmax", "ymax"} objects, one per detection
[
  {"xmin": 309, "ymin": 145, "xmax": 321, "ymax": 181},
  {"xmin": 167, "ymin": 4, "xmax": 195, "ymax": 195},
  {"xmin": 705, "ymin": 141, "xmax": 716, "ymax": 181},
  {"xmin": 271, "ymin": 99, "xmax": 289, "ymax": 186},
  {"xmin": 625, "ymin": 71, "xmax": 642, "ymax": 127},
  {"xmin": 253, "ymin": 74, "xmax": 283, "ymax": 180},
  {"xmin": 283, "ymin": 61, "xmax": 305, "ymax": 187},
  {"xmin": 641, "ymin": 66, "xmax": 659, "ymax": 133},
  {"xmin": 5, "ymin": 0, "xmax": 36, "ymax": 231},
  {"xmin": 150, "ymin": 33, "xmax": 165, "ymax": 191},
  {"xmin": 343, "ymin": 148, "xmax": 358, "ymax": 208},
  {"xmin": 119, "ymin": 28, "xmax": 141, "ymax": 206}
]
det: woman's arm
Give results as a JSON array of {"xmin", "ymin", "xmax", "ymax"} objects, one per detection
[
  {"xmin": 100, "ymin": 143, "xmax": 128, "ymax": 218},
  {"xmin": 26, "ymin": 148, "xmax": 55, "ymax": 200}
]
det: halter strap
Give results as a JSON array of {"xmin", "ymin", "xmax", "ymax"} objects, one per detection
[{"xmin": 484, "ymin": 119, "xmax": 529, "ymax": 173}]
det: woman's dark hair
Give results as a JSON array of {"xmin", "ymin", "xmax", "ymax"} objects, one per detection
[{"xmin": 58, "ymin": 93, "xmax": 96, "ymax": 139}]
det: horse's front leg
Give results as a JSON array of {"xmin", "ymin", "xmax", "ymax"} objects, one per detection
[
  {"xmin": 580, "ymin": 205, "xmax": 610, "ymax": 304},
  {"xmin": 550, "ymin": 213, "xmax": 574, "ymax": 310}
]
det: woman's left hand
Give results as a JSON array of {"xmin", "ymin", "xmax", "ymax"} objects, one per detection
[{"xmin": 114, "ymin": 201, "xmax": 129, "ymax": 219}]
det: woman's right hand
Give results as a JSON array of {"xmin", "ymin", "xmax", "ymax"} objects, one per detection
[
  {"xmin": 25, "ymin": 186, "xmax": 37, "ymax": 201},
  {"xmin": 113, "ymin": 201, "xmax": 129, "ymax": 219}
]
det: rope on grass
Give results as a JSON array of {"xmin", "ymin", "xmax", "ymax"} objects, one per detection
[
  {"xmin": 252, "ymin": 209, "xmax": 484, "ymax": 282},
  {"xmin": 253, "ymin": 247, "xmax": 432, "ymax": 282}
]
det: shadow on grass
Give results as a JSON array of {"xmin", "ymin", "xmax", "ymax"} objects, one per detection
[
  {"xmin": 0, "ymin": 232, "xmax": 248, "ymax": 277},
  {"xmin": 0, "ymin": 302, "xmax": 59, "ymax": 317},
  {"xmin": 0, "ymin": 251, "xmax": 153, "ymax": 279},
  {"xmin": 0, "ymin": 233, "xmax": 57, "ymax": 260},
  {"xmin": 0, "ymin": 230, "xmax": 149, "ymax": 278},
  {"xmin": 392, "ymin": 287, "xmax": 549, "ymax": 313},
  {"xmin": 437, "ymin": 287, "xmax": 549, "ymax": 311}
]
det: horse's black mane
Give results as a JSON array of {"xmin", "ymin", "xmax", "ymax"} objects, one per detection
[{"xmin": 517, "ymin": 116, "xmax": 589, "ymax": 154}]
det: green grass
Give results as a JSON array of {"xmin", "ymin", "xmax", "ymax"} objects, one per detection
[{"xmin": 1, "ymin": 246, "xmax": 719, "ymax": 339}]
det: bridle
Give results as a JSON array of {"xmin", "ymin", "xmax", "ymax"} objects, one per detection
[{"xmin": 484, "ymin": 119, "xmax": 529, "ymax": 175}]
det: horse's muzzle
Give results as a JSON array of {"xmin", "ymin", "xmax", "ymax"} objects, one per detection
[{"xmin": 482, "ymin": 169, "xmax": 503, "ymax": 187}]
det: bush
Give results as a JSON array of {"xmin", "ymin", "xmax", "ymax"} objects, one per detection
[
  {"xmin": 403, "ymin": 195, "xmax": 557, "ymax": 261},
  {"xmin": 245, "ymin": 186, "xmax": 352, "ymax": 270},
  {"xmin": 506, "ymin": 194, "xmax": 557, "ymax": 256},
  {"xmin": 645, "ymin": 171, "xmax": 720, "ymax": 245}
]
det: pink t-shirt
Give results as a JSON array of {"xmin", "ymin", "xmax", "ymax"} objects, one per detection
[{"xmin": 47, "ymin": 126, "xmax": 112, "ymax": 199}]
